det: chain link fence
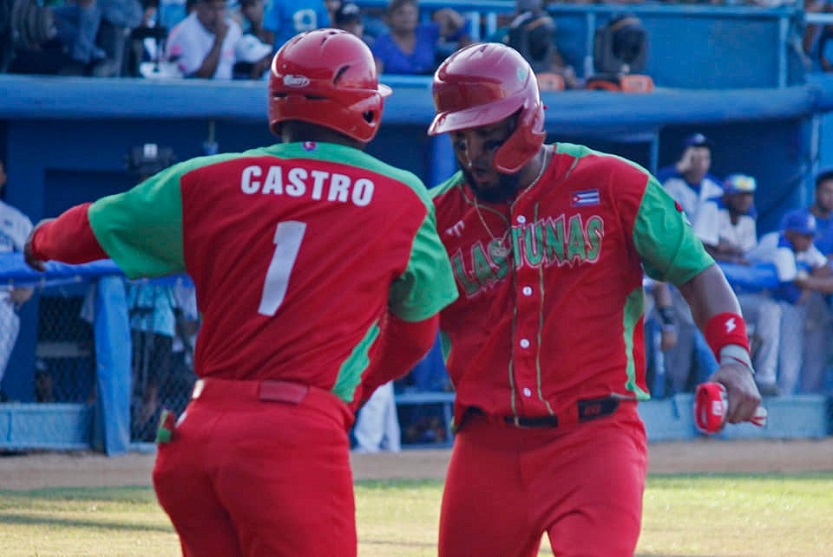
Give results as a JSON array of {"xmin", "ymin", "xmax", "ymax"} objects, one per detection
[{"xmin": 1, "ymin": 268, "xmax": 200, "ymax": 447}]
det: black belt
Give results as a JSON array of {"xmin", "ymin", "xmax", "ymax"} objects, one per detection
[{"xmin": 469, "ymin": 396, "xmax": 621, "ymax": 429}]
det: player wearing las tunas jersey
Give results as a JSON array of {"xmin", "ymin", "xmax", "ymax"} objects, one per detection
[
  {"xmin": 24, "ymin": 30, "xmax": 457, "ymax": 557},
  {"xmin": 428, "ymin": 43, "xmax": 763, "ymax": 557},
  {"xmin": 432, "ymin": 142, "xmax": 710, "ymax": 419}
]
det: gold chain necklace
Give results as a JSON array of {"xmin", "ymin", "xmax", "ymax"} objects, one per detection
[{"xmin": 472, "ymin": 146, "xmax": 551, "ymax": 260}]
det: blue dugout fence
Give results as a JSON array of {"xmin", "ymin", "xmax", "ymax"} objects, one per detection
[{"xmin": 4, "ymin": 252, "xmax": 827, "ymax": 455}]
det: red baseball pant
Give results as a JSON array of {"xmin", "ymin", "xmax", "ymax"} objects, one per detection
[
  {"xmin": 438, "ymin": 403, "xmax": 647, "ymax": 557},
  {"xmin": 153, "ymin": 379, "xmax": 356, "ymax": 557}
]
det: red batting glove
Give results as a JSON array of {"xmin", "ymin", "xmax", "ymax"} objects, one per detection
[{"xmin": 695, "ymin": 382, "xmax": 767, "ymax": 434}]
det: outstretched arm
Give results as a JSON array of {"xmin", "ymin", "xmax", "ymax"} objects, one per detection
[{"xmin": 24, "ymin": 203, "xmax": 108, "ymax": 271}]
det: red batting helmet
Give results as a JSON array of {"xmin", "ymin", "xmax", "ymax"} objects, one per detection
[
  {"xmin": 428, "ymin": 43, "xmax": 546, "ymax": 173},
  {"xmin": 268, "ymin": 29, "xmax": 392, "ymax": 143}
]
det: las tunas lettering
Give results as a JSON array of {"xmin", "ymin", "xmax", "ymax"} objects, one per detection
[
  {"xmin": 240, "ymin": 165, "xmax": 375, "ymax": 207},
  {"xmin": 453, "ymin": 214, "xmax": 604, "ymax": 297}
]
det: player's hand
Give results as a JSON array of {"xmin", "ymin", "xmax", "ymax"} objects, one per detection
[
  {"xmin": 708, "ymin": 361, "xmax": 762, "ymax": 425},
  {"xmin": 23, "ymin": 218, "xmax": 54, "ymax": 272},
  {"xmin": 214, "ymin": 20, "xmax": 229, "ymax": 42},
  {"xmin": 676, "ymin": 147, "xmax": 693, "ymax": 173},
  {"xmin": 10, "ymin": 287, "xmax": 34, "ymax": 307}
]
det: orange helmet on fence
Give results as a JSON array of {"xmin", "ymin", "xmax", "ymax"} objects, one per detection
[
  {"xmin": 428, "ymin": 42, "xmax": 546, "ymax": 173},
  {"xmin": 268, "ymin": 29, "xmax": 392, "ymax": 143}
]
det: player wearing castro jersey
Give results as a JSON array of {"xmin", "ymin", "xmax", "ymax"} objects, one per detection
[
  {"xmin": 427, "ymin": 43, "xmax": 763, "ymax": 557},
  {"xmin": 24, "ymin": 30, "xmax": 458, "ymax": 557}
]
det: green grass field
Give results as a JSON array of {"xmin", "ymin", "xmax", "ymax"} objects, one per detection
[{"xmin": 1, "ymin": 474, "xmax": 831, "ymax": 556}]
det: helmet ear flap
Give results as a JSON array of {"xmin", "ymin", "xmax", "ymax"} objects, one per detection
[{"xmin": 493, "ymin": 102, "xmax": 546, "ymax": 174}]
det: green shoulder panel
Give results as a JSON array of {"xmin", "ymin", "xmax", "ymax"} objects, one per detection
[
  {"xmin": 389, "ymin": 207, "xmax": 460, "ymax": 322},
  {"xmin": 430, "ymin": 170, "xmax": 465, "ymax": 200},
  {"xmin": 88, "ymin": 153, "xmax": 238, "ymax": 278},
  {"xmin": 633, "ymin": 176, "xmax": 715, "ymax": 285}
]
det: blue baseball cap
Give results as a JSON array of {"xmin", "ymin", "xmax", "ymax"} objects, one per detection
[
  {"xmin": 723, "ymin": 174, "xmax": 756, "ymax": 194},
  {"xmin": 780, "ymin": 209, "xmax": 817, "ymax": 235},
  {"xmin": 683, "ymin": 133, "xmax": 712, "ymax": 149}
]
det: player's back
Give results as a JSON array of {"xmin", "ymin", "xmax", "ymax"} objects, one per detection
[{"xmin": 181, "ymin": 142, "xmax": 432, "ymax": 394}]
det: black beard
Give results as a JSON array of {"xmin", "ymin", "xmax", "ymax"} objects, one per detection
[{"xmin": 460, "ymin": 166, "xmax": 522, "ymax": 203}]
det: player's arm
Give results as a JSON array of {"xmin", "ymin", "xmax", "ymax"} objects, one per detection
[
  {"xmin": 634, "ymin": 176, "xmax": 760, "ymax": 424},
  {"xmin": 29, "ymin": 162, "xmax": 191, "ymax": 278},
  {"xmin": 24, "ymin": 203, "xmax": 109, "ymax": 271},
  {"xmin": 356, "ymin": 313, "xmax": 439, "ymax": 407},
  {"xmin": 356, "ymin": 190, "xmax": 459, "ymax": 405},
  {"xmin": 676, "ymin": 265, "xmax": 761, "ymax": 424}
]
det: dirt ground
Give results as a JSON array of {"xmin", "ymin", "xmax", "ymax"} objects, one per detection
[{"xmin": 1, "ymin": 438, "xmax": 832, "ymax": 491}]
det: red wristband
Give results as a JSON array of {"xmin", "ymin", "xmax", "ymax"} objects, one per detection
[{"xmin": 704, "ymin": 312, "xmax": 749, "ymax": 359}]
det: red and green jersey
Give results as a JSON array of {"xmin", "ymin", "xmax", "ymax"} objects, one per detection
[
  {"xmin": 431, "ymin": 142, "xmax": 714, "ymax": 420},
  {"xmin": 87, "ymin": 142, "xmax": 458, "ymax": 403}
]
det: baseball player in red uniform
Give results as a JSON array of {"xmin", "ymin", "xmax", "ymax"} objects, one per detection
[
  {"xmin": 23, "ymin": 29, "xmax": 458, "ymax": 557},
  {"xmin": 427, "ymin": 43, "xmax": 763, "ymax": 557}
]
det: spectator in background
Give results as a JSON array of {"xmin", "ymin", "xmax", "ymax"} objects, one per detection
[
  {"xmin": 657, "ymin": 132, "xmax": 723, "ymax": 395},
  {"xmin": 352, "ymin": 380, "xmax": 401, "ymax": 453},
  {"xmin": 166, "ymin": 0, "xmax": 242, "ymax": 79},
  {"xmin": 493, "ymin": 0, "xmax": 579, "ymax": 90},
  {"xmin": 323, "ymin": 0, "xmax": 341, "ymax": 24},
  {"xmin": 127, "ymin": 282, "xmax": 187, "ymax": 440},
  {"xmin": 235, "ymin": 0, "xmax": 270, "ymax": 45},
  {"xmin": 262, "ymin": 0, "xmax": 330, "ymax": 51},
  {"xmin": 808, "ymin": 169, "xmax": 833, "ymax": 256},
  {"xmin": 694, "ymin": 173, "xmax": 758, "ymax": 265},
  {"xmin": 694, "ymin": 174, "xmax": 782, "ymax": 396},
  {"xmin": 747, "ymin": 209, "xmax": 833, "ymax": 395},
  {"xmin": 332, "ymin": 1, "xmax": 372, "ymax": 45},
  {"xmin": 371, "ymin": 0, "xmax": 469, "ymax": 75},
  {"xmin": 657, "ymin": 133, "xmax": 724, "ymax": 224},
  {"xmin": 39, "ymin": 0, "xmax": 143, "ymax": 77},
  {"xmin": 0, "ymin": 160, "xmax": 34, "ymax": 402},
  {"xmin": 803, "ymin": 0, "xmax": 828, "ymax": 71}
]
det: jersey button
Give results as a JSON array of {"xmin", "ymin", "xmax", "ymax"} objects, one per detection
[
  {"xmin": 520, "ymin": 338, "xmax": 530, "ymax": 348},
  {"xmin": 522, "ymin": 286, "xmax": 533, "ymax": 296},
  {"xmin": 517, "ymin": 215, "xmax": 527, "ymax": 224},
  {"xmin": 522, "ymin": 387, "xmax": 532, "ymax": 397}
]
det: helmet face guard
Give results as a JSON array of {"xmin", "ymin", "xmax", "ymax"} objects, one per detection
[
  {"xmin": 268, "ymin": 29, "xmax": 391, "ymax": 143},
  {"xmin": 428, "ymin": 43, "xmax": 546, "ymax": 173}
]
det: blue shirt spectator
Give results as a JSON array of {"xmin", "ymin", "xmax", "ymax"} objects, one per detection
[
  {"xmin": 808, "ymin": 170, "xmax": 833, "ymax": 256},
  {"xmin": 371, "ymin": 22, "xmax": 438, "ymax": 75},
  {"xmin": 370, "ymin": 0, "xmax": 467, "ymax": 76},
  {"xmin": 262, "ymin": 0, "xmax": 329, "ymax": 51}
]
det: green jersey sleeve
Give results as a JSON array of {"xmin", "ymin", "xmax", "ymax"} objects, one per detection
[
  {"xmin": 389, "ymin": 206, "xmax": 459, "ymax": 322},
  {"xmin": 633, "ymin": 176, "xmax": 715, "ymax": 285},
  {"xmin": 88, "ymin": 162, "xmax": 192, "ymax": 278}
]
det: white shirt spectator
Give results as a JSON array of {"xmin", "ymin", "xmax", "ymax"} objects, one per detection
[
  {"xmin": 166, "ymin": 12, "xmax": 242, "ymax": 79},
  {"xmin": 661, "ymin": 173, "xmax": 724, "ymax": 225},
  {"xmin": 0, "ymin": 200, "xmax": 34, "ymax": 300},
  {"xmin": 694, "ymin": 198, "xmax": 758, "ymax": 254}
]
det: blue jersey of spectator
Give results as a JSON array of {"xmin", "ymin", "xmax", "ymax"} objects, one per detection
[
  {"xmin": 371, "ymin": 22, "xmax": 439, "ymax": 75},
  {"xmin": 263, "ymin": 0, "xmax": 330, "ymax": 51}
]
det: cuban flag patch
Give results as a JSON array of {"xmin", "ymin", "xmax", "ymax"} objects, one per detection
[
  {"xmin": 302, "ymin": 141, "xmax": 317, "ymax": 151},
  {"xmin": 571, "ymin": 189, "xmax": 600, "ymax": 207}
]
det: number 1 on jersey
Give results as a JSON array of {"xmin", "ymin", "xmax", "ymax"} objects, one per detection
[{"xmin": 258, "ymin": 221, "xmax": 306, "ymax": 316}]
